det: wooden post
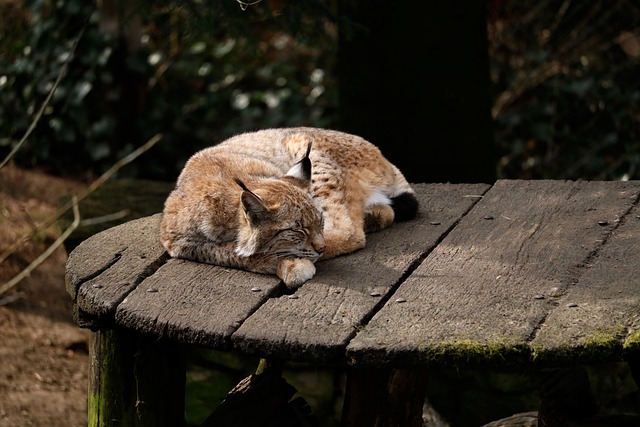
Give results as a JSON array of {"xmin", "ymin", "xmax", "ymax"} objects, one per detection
[
  {"xmin": 88, "ymin": 328, "xmax": 186, "ymax": 427},
  {"xmin": 337, "ymin": 2, "xmax": 495, "ymax": 183},
  {"xmin": 629, "ymin": 360, "xmax": 640, "ymax": 389},
  {"xmin": 341, "ymin": 367, "xmax": 428, "ymax": 427},
  {"xmin": 537, "ymin": 366, "xmax": 598, "ymax": 427}
]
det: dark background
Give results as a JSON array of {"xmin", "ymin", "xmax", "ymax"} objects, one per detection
[
  {"xmin": 2, "ymin": 0, "xmax": 639, "ymax": 183},
  {"xmin": 1, "ymin": 2, "xmax": 639, "ymax": 425}
]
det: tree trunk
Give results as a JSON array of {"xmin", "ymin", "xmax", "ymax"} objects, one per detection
[{"xmin": 337, "ymin": 1, "xmax": 495, "ymax": 183}]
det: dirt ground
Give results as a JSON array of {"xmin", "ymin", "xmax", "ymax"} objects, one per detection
[{"xmin": 0, "ymin": 165, "xmax": 90, "ymax": 427}]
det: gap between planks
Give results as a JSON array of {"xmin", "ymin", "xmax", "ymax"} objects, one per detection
[
  {"xmin": 525, "ymin": 185, "xmax": 640, "ymax": 345},
  {"xmin": 341, "ymin": 184, "xmax": 495, "ymax": 339}
]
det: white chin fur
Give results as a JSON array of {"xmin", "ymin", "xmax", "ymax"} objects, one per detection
[{"xmin": 236, "ymin": 226, "xmax": 259, "ymax": 257}]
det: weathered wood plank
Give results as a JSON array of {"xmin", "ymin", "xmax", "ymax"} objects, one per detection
[
  {"xmin": 114, "ymin": 259, "xmax": 282, "ymax": 350},
  {"xmin": 532, "ymin": 201, "xmax": 640, "ymax": 363},
  {"xmin": 67, "ymin": 214, "xmax": 168, "ymax": 319},
  {"xmin": 347, "ymin": 180, "xmax": 640, "ymax": 366},
  {"xmin": 231, "ymin": 183, "xmax": 491, "ymax": 363}
]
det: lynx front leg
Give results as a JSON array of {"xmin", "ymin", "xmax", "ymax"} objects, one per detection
[
  {"xmin": 277, "ymin": 258, "xmax": 316, "ymax": 289},
  {"xmin": 320, "ymin": 226, "xmax": 366, "ymax": 260}
]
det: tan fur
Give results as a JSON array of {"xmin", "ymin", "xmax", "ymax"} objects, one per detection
[{"xmin": 160, "ymin": 127, "xmax": 416, "ymax": 287}]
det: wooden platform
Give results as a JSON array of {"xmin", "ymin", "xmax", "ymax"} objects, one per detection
[{"xmin": 66, "ymin": 180, "xmax": 640, "ymax": 426}]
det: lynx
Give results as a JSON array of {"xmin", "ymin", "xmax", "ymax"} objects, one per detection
[{"xmin": 160, "ymin": 127, "xmax": 418, "ymax": 288}]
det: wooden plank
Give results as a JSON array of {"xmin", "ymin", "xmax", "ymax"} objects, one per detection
[
  {"xmin": 231, "ymin": 183, "xmax": 491, "ymax": 363},
  {"xmin": 532, "ymin": 201, "xmax": 640, "ymax": 363},
  {"xmin": 114, "ymin": 259, "xmax": 282, "ymax": 350},
  {"xmin": 68, "ymin": 214, "xmax": 168, "ymax": 318},
  {"xmin": 347, "ymin": 180, "xmax": 640, "ymax": 366}
]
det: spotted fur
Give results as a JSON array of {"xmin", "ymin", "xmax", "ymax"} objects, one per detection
[{"xmin": 160, "ymin": 127, "xmax": 418, "ymax": 287}]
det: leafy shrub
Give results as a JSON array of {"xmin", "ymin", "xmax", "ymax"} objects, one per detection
[
  {"xmin": 0, "ymin": 0, "xmax": 337, "ymax": 180},
  {"xmin": 489, "ymin": 0, "xmax": 640, "ymax": 180},
  {"xmin": 4, "ymin": 1, "xmax": 639, "ymax": 182}
]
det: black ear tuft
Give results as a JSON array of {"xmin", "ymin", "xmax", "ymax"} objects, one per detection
[
  {"xmin": 236, "ymin": 179, "xmax": 268, "ymax": 223},
  {"xmin": 391, "ymin": 192, "xmax": 419, "ymax": 222},
  {"xmin": 299, "ymin": 142, "xmax": 312, "ymax": 181},
  {"xmin": 235, "ymin": 178, "xmax": 249, "ymax": 192},
  {"xmin": 285, "ymin": 142, "xmax": 312, "ymax": 184}
]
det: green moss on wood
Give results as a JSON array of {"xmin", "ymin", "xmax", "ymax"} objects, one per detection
[
  {"xmin": 88, "ymin": 329, "xmax": 186, "ymax": 427},
  {"xmin": 88, "ymin": 329, "xmax": 138, "ymax": 427},
  {"xmin": 583, "ymin": 333, "xmax": 624, "ymax": 360},
  {"xmin": 532, "ymin": 332, "xmax": 625, "ymax": 365},
  {"xmin": 624, "ymin": 330, "xmax": 640, "ymax": 358},
  {"xmin": 426, "ymin": 331, "xmax": 631, "ymax": 367},
  {"xmin": 584, "ymin": 333, "xmax": 622, "ymax": 349},
  {"xmin": 421, "ymin": 337, "xmax": 529, "ymax": 366}
]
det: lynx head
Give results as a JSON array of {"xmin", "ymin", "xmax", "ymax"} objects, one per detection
[{"xmin": 235, "ymin": 145, "xmax": 325, "ymax": 261}]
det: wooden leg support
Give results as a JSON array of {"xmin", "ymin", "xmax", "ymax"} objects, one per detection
[
  {"xmin": 537, "ymin": 366, "xmax": 598, "ymax": 427},
  {"xmin": 629, "ymin": 359, "xmax": 640, "ymax": 389},
  {"xmin": 341, "ymin": 367, "xmax": 428, "ymax": 427},
  {"xmin": 88, "ymin": 328, "xmax": 186, "ymax": 427}
]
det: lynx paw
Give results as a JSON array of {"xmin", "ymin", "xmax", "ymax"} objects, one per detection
[
  {"xmin": 364, "ymin": 204, "xmax": 395, "ymax": 233},
  {"xmin": 277, "ymin": 258, "xmax": 316, "ymax": 289}
]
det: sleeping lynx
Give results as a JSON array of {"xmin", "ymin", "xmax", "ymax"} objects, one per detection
[{"xmin": 160, "ymin": 127, "xmax": 418, "ymax": 287}]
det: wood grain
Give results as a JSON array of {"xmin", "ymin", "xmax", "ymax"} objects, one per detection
[
  {"xmin": 68, "ymin": 214, "xmax": 168, "ymax": 318},
  {"xmin": 231, "ymin": 184, "xmax": 490, "ymax": 362},
  {"xmin": 68, "ymin": 181, "xmax": 640, "ymax": 368},
  {"xmin": 115, "ymin": 258, "xmax": 282, "ymax": 349},
  {"xmin": 532, "ymin": 202, "xmax": 640, "ymax": 363},
  {"xmin": 347, "ymin": 180, "xmax": 640, "ymax": 366}
]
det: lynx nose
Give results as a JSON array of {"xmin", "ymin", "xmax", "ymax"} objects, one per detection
[{"xmin": 312, "ymin": 234, "xmax": 326, "ymax": 255}]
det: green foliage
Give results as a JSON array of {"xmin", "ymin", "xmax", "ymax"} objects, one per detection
[
  {"xmin": 1, "ymin": 0, "xmax": 111, "ymax": 172},
  {"xmin": 185, "ymin": 369, "xmax": 238, "ymax": 425},
  {"xmin": 0, "ymin": 0, "xmax": 337, "ymax": 179},
  {"xmin": 490, "ymin": 0, "xmax": 640, "ymax": 180},
  {"xmin": 4, "ymin": 0, "xmax": 638, "ymax": 181}
]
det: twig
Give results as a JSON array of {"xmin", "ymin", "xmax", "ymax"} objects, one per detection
[
  {"xmin": 0, "ymin": 292, "xmax": 25, "ymax": 306},
  {"xmin": 80, "ymin": 209, "xmax": 130, "ymax": 226},
  {"xmin": 236, "ymin": 0, "xmax": 262, "ymax": 11},
  {"xmin": 0, "ymin": 197, "xmax": 80, "ymax": 298},
  {"xmin": 0, "ymin": 19, "xmax": 88, "ymax": 170},
  {"xmin": 68, "ymin": 133, "xmax": 163, "ymax": 210},
  {"xmin": 0, "ymin": 133, "xmax": 162, "ymax": 266}
]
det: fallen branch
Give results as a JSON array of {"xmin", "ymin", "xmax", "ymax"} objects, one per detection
[
  {"xmin": 0, "ymin": 197, "xmax": 80, "ymax": 299},
  {"xmin": 0, "ymin": 133, "xmax": 162, "ymax": 267},
  {"xmin": 80, "ymin": 209, "xmax": 130, "ymax": 227}
]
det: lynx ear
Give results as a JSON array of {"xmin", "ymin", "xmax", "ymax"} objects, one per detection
[
  {"xmin": 236, "ymin": 179, "xmax": 269, "ymax": 223},
  {"xmin": 285, "ymin": 142, "xmax": 312, "ymax": 186}
]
